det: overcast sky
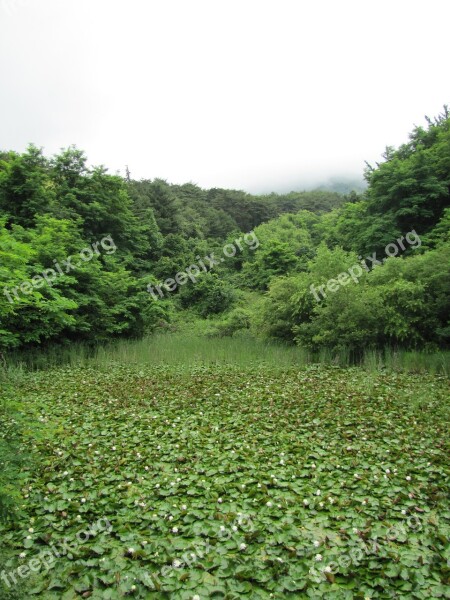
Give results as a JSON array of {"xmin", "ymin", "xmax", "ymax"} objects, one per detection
[{"xmin": 1, "ymin": 0, "xmax": 449, "ymax": 193}]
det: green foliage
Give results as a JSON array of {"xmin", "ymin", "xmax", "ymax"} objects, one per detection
[
  {"xmin": 0, "ymin": 218, "xmax": 78, "ymax": 349},
  {"xmin": 0, "ymin": 148, "xmax": 167, "ymax": 351},
  {"xmin": 238, "ymin": 213, "xmax": 317, "ymax": 290},
  {"xmin": 254, "ymin": 111, "xmax": 450, "ymax": 352},
  {"xmin": 0, "ymin": 369, "xmax": 36, "ymax": 525},
  {"xmin": 421, "ymin": 206, "xmax": 450, "ymax": 248},
  {"xmin": 260, "ymin": 275, "xmax": 305, "ymax": 341},
  {"xmin": 261, "ymin": 241, "xmax": 450, "ymax": 353},
  {"xmin": 178, "ymin": 272, "xmax": 236, "ymax": 317},
  {"xmin": 0, "ymin": 145, "xmax": 55, "ymax": 228},
  {"xmin": 242, "ymin": 240, "xmax": 299, "ymax": 290},
  {"xmin": 127, "ymin": 181, "xmax": 346, "ymax": 243},
  {"xmin": 361, "ymin": 108, "xmax": 450, "ymax": 255},
  {"xmin": 128, "ymin": 178, "xmax": 181, "ymax": 236},
  {"xmin": 0, "ymin": 363, "xmax": 448, "ymax": 598},
  {"xmin": 206, "ymin": 307, "xmax": 252, "ymax": 337},
  {"xmin": 1, "ymin": 108, "xmax": 449, "ymax": 356},
  {"xmin": 0, "ymin": 399, "xmax": 24, "ymax": 521}
]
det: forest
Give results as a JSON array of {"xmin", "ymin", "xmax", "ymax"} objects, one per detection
[{"xmin": 1, "ymin": 109, "xmax": 449, "ymax": 357}]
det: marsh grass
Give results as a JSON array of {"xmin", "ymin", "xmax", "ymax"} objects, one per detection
[
  {"xmin": 363, "ymin": 348, "xmax": 449, "ymax": 376},
  {"xmin": 4, "ymin": 333, "xmax": 449, "ymax": 375},
  {"xmin": 98, "ymin": 334, "xmax": 313, "ymax": 367}
]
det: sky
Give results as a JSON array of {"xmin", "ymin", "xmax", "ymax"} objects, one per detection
[{"xmin": 0, "ymin": 0, "xmax": 449, "ymax": 193}]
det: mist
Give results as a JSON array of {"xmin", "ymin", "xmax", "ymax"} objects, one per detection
[{"xmin": 1, "ymin": 0, "xmax": 449, "ymax": 192}]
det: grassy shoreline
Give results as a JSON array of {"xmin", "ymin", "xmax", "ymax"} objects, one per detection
[{"xmin": 3, "ymin": 333, "xmax": 449, "ymax": 376}]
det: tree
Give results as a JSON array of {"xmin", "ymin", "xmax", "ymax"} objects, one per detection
[{"xmin": 0, "ymin": 145, "xmax": 55, "ymax": 227}]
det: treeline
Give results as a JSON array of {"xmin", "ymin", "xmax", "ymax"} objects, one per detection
[
  {"xmin": 214, "ymin": 108, "xmax": 450, "ymax": 351},
  {"xmin": 0, "ymin": 108, "xmax": 449, "ymax": 353},
  {"xmin": 127, "ymin": 179, "xmax": 345, "ymax": 238},
  {"xmin": 0, "ymin": 147, "xmax": 344, "ymax": 351}
]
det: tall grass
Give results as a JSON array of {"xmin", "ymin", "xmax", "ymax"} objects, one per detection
[
  {"xmin": 73, "ymin": 334, "xmax": 310, "ymax": 369},
  {"xmin": 363, "ymin": 348, "xmax": 449, "ymax": 376},
  {"xmin": 4, "ymin": 333, "xmax": 450, "ymax": 375}
]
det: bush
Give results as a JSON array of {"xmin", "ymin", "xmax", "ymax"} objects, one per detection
[
  {"xmin": 178, "ymin": 272, "xmax": 236, "ymax": 317},
  {"xmin": 261, "ymin": 242, "xmax": 450, "ymax": 353},
  {"xmin": 207, "ymin": 308, "xmax": 251, "ymax": 337}
]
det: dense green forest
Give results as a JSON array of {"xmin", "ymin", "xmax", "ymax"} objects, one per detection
[{"xmin": 1, "ymin": 108, "xmax": 449, "ymax": 356}]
